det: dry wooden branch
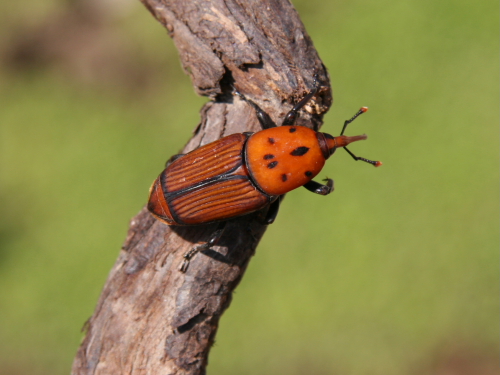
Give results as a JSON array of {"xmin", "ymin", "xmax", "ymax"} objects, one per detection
[{"xmin": 72, "ymin": 0, "xmax": 332, "ymax": 374}]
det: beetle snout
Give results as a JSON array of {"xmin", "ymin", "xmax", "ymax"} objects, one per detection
[
  {"xmin": 335, "ymin": 134, "xmax": 368, "ymax": 148},
  {"xmin": 319, "ymin": 132, "xmax": 369, "ymax": 158}
]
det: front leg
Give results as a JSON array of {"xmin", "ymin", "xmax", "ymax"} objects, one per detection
[
  {"xmin": 302, "ymin": 178, "xmax": 334, "ymax": 195},
  {"xmin": 282, "ymin": 74, "xmax": 322, "ymax": 126},
  {"xmin": 234, "ymin": 89, "xmax": 276, "ymax": 129}
]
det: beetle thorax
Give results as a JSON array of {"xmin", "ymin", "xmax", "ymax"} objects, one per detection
[{"xmin": 245, "ymin": 126, "xmax": 327, "ymax": 196}]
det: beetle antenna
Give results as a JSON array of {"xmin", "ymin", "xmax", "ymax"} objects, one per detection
[
  {"xmin": 343, "ymin": 146, "xmax": 382, "ymax": 167},
  {"xmin": 340, "ymin": 107, "xmax": 368, "ymax": 135},
  {"xmin": 340, "ymin": 107, "xmax": 381, "ymax": 167}
]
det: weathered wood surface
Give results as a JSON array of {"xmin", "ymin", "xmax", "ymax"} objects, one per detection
[{"xmin": 72, "ymin": 0, "xmax": 332, "ymax": 374}]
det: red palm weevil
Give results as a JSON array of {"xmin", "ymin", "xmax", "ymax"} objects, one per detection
[{"xmin": 148, "ymin": 78, "xmax": 381, "ymax": 271}]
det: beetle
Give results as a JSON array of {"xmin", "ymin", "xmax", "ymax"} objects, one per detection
[{"xmin": 147, "ymin": 78, "xmax": 381, "ymax": 271}]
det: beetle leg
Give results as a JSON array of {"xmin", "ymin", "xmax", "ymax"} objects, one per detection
[
  {"xmin": 179, "ymin": 222, "xmax": 227, "ymax": 273},
  {"xmin": 262, "ymin": 196, "xmax": 282, "ymax": 225},
  {"xmin": 234, "ymin": 89, "xmax": 276, "ymax": 129},
  {"xmin": 282, "ymin": 74, "xmax": 322, "ymax": 126},
  {"xmin": 165, "ymin": 154, "xmax": 185, "ymax": 168},
  {"xmin": 302, "ymin": 178, "xmax": 334, "ymax": 195}
]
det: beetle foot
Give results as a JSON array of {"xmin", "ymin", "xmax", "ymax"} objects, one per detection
[
  {"xmin": 302, "ymin": 178, "xmax": 334, "ymax": 196},
  {"xmin": 320, "ymin": 178, "xmax": 334, "ymax": 194},
  {"xmin": 179, "ymin": 243, "xmax": 207, "ymax": 273}
]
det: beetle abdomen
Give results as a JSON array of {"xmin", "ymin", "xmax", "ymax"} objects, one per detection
[
  {"xmin": 245, "ymin": 126, "xmax": 326, "ymax": 195},
  {"xmin": 169, "ymin": 171, "xmax": 268, "ymax": 224},
  {"xmin": 165, "ymin": 134, "xmax": 247, "ymax": 192},
  {"xmin": 148, "ymin": 133, "xmax": 270, "ymax": 225}
]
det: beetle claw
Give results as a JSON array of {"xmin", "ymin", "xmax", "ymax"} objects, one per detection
[{"xmin": 179, "ymin": 260, "xmax": 189, "ymax": 273}]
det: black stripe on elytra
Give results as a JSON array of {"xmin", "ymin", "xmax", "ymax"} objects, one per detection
[
  {"xmin": 163, "ymin": 132, "xmax": 254, "ymax": 198},
  {"xmin": 267, "ymin": 161, "xmax": 278, "ymax": 169},
  {"xmin": 263, "ymin": 154, "xmax": 275, "ymax": 160},
  {"xmin": 166, "ymin": 173, "xmax": 249, "ymax": 224},
  {"xmin": 290, "ymin": 146, "xmax": 310, "ymax": 156},
  {"xmin": 165, "ymin": 169, "xmax": 246, "ymax": 200}
]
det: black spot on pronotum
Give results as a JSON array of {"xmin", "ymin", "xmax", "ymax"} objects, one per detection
[
  {"xmin": 268, "ymin": 137, "xmax": 275, "ymax": 144},
  {"xmin": 290, "ymin": 146, "xmax": 310, "ymax": 156},
  {"xmin": 289, "ymin": 127, "xmax": 297, "ymax": 133},
  {"xmin": 263, "ymin": 154, "xmax": 275, "ymax": 160},
  {"xmin": 281, "ymin": 174, "xmax": 288, "ymax": 182},
  {"xmin": 267, "ymin": 161, "xmax": 278, "ymax": 169},
  {"xmin": 305, "ymin": 171, "xmax": 313, "ymax": 177}
]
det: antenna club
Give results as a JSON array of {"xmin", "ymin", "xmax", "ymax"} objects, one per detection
[
  {"xmin": 361, "ymin": 107, "xmax": 369, "ymax": 113},
  {"xmin": 374, "ymin": 161, "xmax": 383, "ymax": 167}
]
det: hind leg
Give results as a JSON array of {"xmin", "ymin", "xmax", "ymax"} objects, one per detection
[{"xmin": 179, "ymin": 222, "xmax": 227, "ymax": 272}]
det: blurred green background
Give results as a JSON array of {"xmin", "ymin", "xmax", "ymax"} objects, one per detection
[{"xmin": 0, "ymin": 0, "xmax": 497, "ymax": 374}]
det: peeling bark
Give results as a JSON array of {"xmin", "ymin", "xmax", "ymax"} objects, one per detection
[{"xmin": 72, "ymin": 0, "xmax": 332, "ymax": 374}]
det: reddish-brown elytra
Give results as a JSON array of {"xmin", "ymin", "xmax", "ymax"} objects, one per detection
[{"xmin": 148, "ymin": 78, "xmax": 381, "ymax": 272}]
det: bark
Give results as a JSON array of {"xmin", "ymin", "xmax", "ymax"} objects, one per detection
[{"xmin": 72, "ymin": 0, "xmax": 332, "ymax": 374}]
